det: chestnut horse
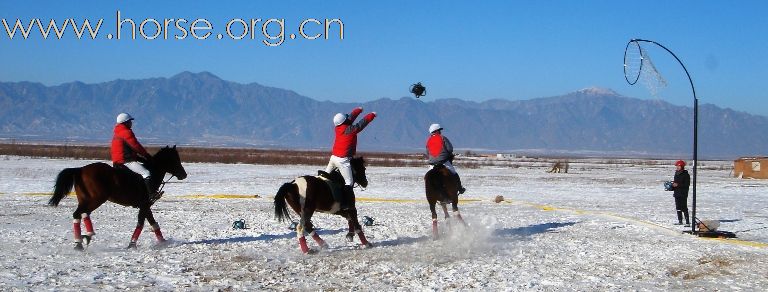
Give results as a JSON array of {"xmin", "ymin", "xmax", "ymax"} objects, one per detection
[
  {"xmin": 49, "ymin": 146, "xmax": 187, "ymax": 250},
  {"xmin": 425, "ymin": 164, "xmax": 467, "ymax": 239},
  {"xmin": 274, "ymin": 157, "xmax": 372, "ymax": 253}
]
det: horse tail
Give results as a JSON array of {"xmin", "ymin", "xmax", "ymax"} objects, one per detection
[
  {"xmin": 50, "ymin": 167, "xmax": 81, "ymax": 206},
  {"xmin": 274, "ymin": 181, "xmax": 295, "ymax": 222}
]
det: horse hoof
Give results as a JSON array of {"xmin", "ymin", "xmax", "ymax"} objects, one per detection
[
  {"xmin": 363, "ymin": 243, "xmax": 374, "ymax": 249},
  {"xmin": 74, "ymin": 243, "xmax": 84, "ymax": 251},
  {"xmin": 345, "ymin": 233, "xmax": 355, "ymax": 242},
  {"xmin": 82, "ymin": 235, "xmax": 92, "ymax": 246},
  {"xmin": 154, "ymin": 240, "xmax": 170, "ymax": 249},
  {"xmin": 126, "ymin": 242, "xmax": 137, "ymax": 249},
  {"xmin": 304, "ymin": 249, "xmax": 318, "ymax": 255}
]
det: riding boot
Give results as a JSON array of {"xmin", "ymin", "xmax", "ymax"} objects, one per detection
[
  {"xmin": 675, "ymin": 211, "xmax": 683, "ymax": 225},
  {"xmin": 454, "ymin": 174, "xmax": 466, "ymax": 194},
  {"xmin": 340, "ymin": 185, "xmax": 354, "ymax": 211},
  {"xmin": 683, "ymin": 209, "xmax": 690, "ymax": 226},
  {"xmin": 144, "ymin": 178, "xmax": 158, "ymax": 202}
]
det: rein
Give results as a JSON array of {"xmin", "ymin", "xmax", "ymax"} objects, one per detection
[{"xmin": 157, "ymin": 174, "xmax": 174, "ymax": 194}]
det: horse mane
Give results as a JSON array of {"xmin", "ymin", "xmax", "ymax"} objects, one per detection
[
  {"xmin": 154, "ymin": 145, "xmax": 172, "ymax": 157},
  {"xmin": 351, "ymin": 156, "xmax": 366, "ymax": 169}
]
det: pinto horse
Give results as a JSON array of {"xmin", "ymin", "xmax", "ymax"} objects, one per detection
[
  {"xmin": 48, "ymin": 145, "xmax": 187, "ymax": 250},
  {"xmin": 274, "ymin": 157, "xmax": 372, "ymax": 253},
  {"xmin": 425, "ymin": 164, "xmax": 467, "ymax": 239}
]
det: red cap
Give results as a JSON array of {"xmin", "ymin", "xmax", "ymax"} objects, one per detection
[{"xmin": 675, "ymin": 160, "xmax": 686, "ymax": 167}]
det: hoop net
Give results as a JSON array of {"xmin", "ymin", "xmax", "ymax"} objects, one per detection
[{"xmin": 624, "ymin": 40, "xmax": 667, "ymax": 97}]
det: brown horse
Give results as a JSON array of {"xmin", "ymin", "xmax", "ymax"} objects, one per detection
[
  {"xmin": 49, "ymin": 145, "xmax": 187, "ymax": 250},
  {"xmin": 425, "ymin": 164, "xmax": 467, "ymax": 239},
  {"xmin": 274, "ymin": 157, "xmax": 372, "ymax": 253}
]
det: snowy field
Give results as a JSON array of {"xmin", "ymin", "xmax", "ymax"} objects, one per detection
[{"xmin": 1, "ymin": 155, "xmax": 767, "ymax": 291}]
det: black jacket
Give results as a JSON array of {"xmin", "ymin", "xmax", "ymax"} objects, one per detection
[{"xmin": 673, "ymin": 170, "xmax": 690, "ymax": 197}]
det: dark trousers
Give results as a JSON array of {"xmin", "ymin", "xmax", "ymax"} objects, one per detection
[{"xmin": 674, "ymin": 195, "xmax": 690, "ymax": 224}]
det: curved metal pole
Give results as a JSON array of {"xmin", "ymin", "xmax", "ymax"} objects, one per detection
[{"xmin": 631, "ymin": 39, "xmax": 698, "ymax": 234}]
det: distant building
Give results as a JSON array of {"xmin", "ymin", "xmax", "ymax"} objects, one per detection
[
  {"xmin": 496, "ymin": 153, "xmax": 517, "ymax": 159},
  {"xmin": 733, "ymin": 157, "xmax": 768, "ymax": 179}
]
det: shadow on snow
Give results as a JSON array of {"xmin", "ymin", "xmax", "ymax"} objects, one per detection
[
  {"xmin": 181, "ymin": 228, "xmax": 346, "ymax": 246},
  {"xmin": 492, "ymin": 221, "xmax": 578, "ymax": 239}
]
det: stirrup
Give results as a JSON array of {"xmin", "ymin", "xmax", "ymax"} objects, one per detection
[{"xmin": 149, "ymin": 190, "xmax": 164, "ymax": 204}]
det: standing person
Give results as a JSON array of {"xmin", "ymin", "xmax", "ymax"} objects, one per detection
[
  {"xmin": 426, "ymin": 123, "xmax": 466, "ymax": 195},
  {"xmin": 111, "ymin": 113, "xmax": 159, "ymax": 202},
  {"xmin": 671, "ymin": 160, "xmax": 691, "ymax": 226},
  {"xmin": 324, "ymin": 107, "xmax": 376, "ymax": 210}
]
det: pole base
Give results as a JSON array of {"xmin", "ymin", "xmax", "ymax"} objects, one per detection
[{"xmin": 683, "ymin": 230, "xmax": 736, "ymax": 239}]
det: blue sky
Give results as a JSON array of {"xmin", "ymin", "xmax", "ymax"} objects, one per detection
[{"xmin": 1, "ymin": 1, "xmax": 767, "ymax": 116}]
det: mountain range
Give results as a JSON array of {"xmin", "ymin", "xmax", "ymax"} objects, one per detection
[{"xmin": 1, "ymin": 71, "xmax": 766, "ymax": 158}]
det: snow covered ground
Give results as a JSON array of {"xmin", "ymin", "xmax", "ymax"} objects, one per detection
[{"xmin": 1, "ymin": 155, "xmax": 767, "ymax": 290}]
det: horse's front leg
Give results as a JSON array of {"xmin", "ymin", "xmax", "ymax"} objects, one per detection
[
  {"xmin": 452, "ymin": 201, "xmax": 467, "ymax": 227},
  {"xmin": 442, "ymin": 202, "xmax": 456, "ymax": 234},
  {"xmin": 346, "ymin": 218, "xmax": 356, "ymax": 242},
  {"xmin": 144, "ymin": 207, "xmax": 167, "ymax": 244}
]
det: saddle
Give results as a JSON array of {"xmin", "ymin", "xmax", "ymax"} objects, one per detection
[
  {"xmin": 112, "ymin": 163, "xmax": 162, "ymax": 203},
  {"xmin": 317, "ymin": 170, "xmax": 345, "ymax": 204},
  {"xmin": 112, "ymin": 163, "xmax": 141, "ymax": 180}
]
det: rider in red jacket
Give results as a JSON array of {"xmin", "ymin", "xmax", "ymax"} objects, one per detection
[
  {"xmin": 111, "ymin": 113, "xmax": 159, "ymax": 202},
  {"xmin": 426, "ymin": 123, "xmax": 466, "ymax": 195},
  {"xmin": 324, "ymin": 107, "xmax": 376, "ymax": 210}
]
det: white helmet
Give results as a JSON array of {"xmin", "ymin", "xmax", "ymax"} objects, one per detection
[
  {"xmin": 429, "ymin": 123, "xmax": 443, "ymax": 133},
  {"xmin": 333, "ymin": 113, "xmax": 347, "ymax": 126},
  {"xmin": 116, "ymin": 113, "xmax": 134, "ymax": 124}
]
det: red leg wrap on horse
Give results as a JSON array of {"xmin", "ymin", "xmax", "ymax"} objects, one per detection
[
  {"xmin": 153, "ymin": 228, "xmax": 165, "ymax": 242},
  {"xmin": 298, "ymin": 237, "xmax": 310, "ymax": 253},
  {"xmin": 358, "ymin": 232, "xmax": 370, "ymax": 246},
  {"xmin": 455, "ymin": 213, "xmax": 467, "ymax": 226},
  {"xmin": 83, "ymin": 216, "xmax": 94, "ymax": 235},
  {"xmin": 130, "ymin": 226, "xmax": 143, "ymax": 242},
  {"xmin": 311, "ymin": 232, "xmax": 326, "ymax": 246},
  {"xmin": 73, "ymin": 221, "xmax": 82, "ymax": 242}
]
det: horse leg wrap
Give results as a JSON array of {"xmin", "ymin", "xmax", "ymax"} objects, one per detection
[
  {"xmin": 82, "ymin": 216, "xmax": 95, "ymax": 236},
  {"xmin": 454, "ymin": 212, "xmax": 468, "ymax": 227},
  {"xmin": 130, "ymin": 225, "xmax": 143, "ymax": 243},
  {"xmin": 356, "ymin": 230, "xmax": 371, "ymax": 247},
  {"xmin": 298, "ymin": 237, "xmax": 310, "ymax": 253},
  {"xmin": 73, "ymin": 219, "xmax": 82, "ymax": 243},
  {"xmin": 432, "ymin": 219, "xmax": 439, "ymax": 239},
  {"xmin": 310, "ymin": 231, "xmax": 328, "ymax": 249},
  {"xmin": 150, "ymin": 224, "xmax": 165, "ymax": 242}
]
